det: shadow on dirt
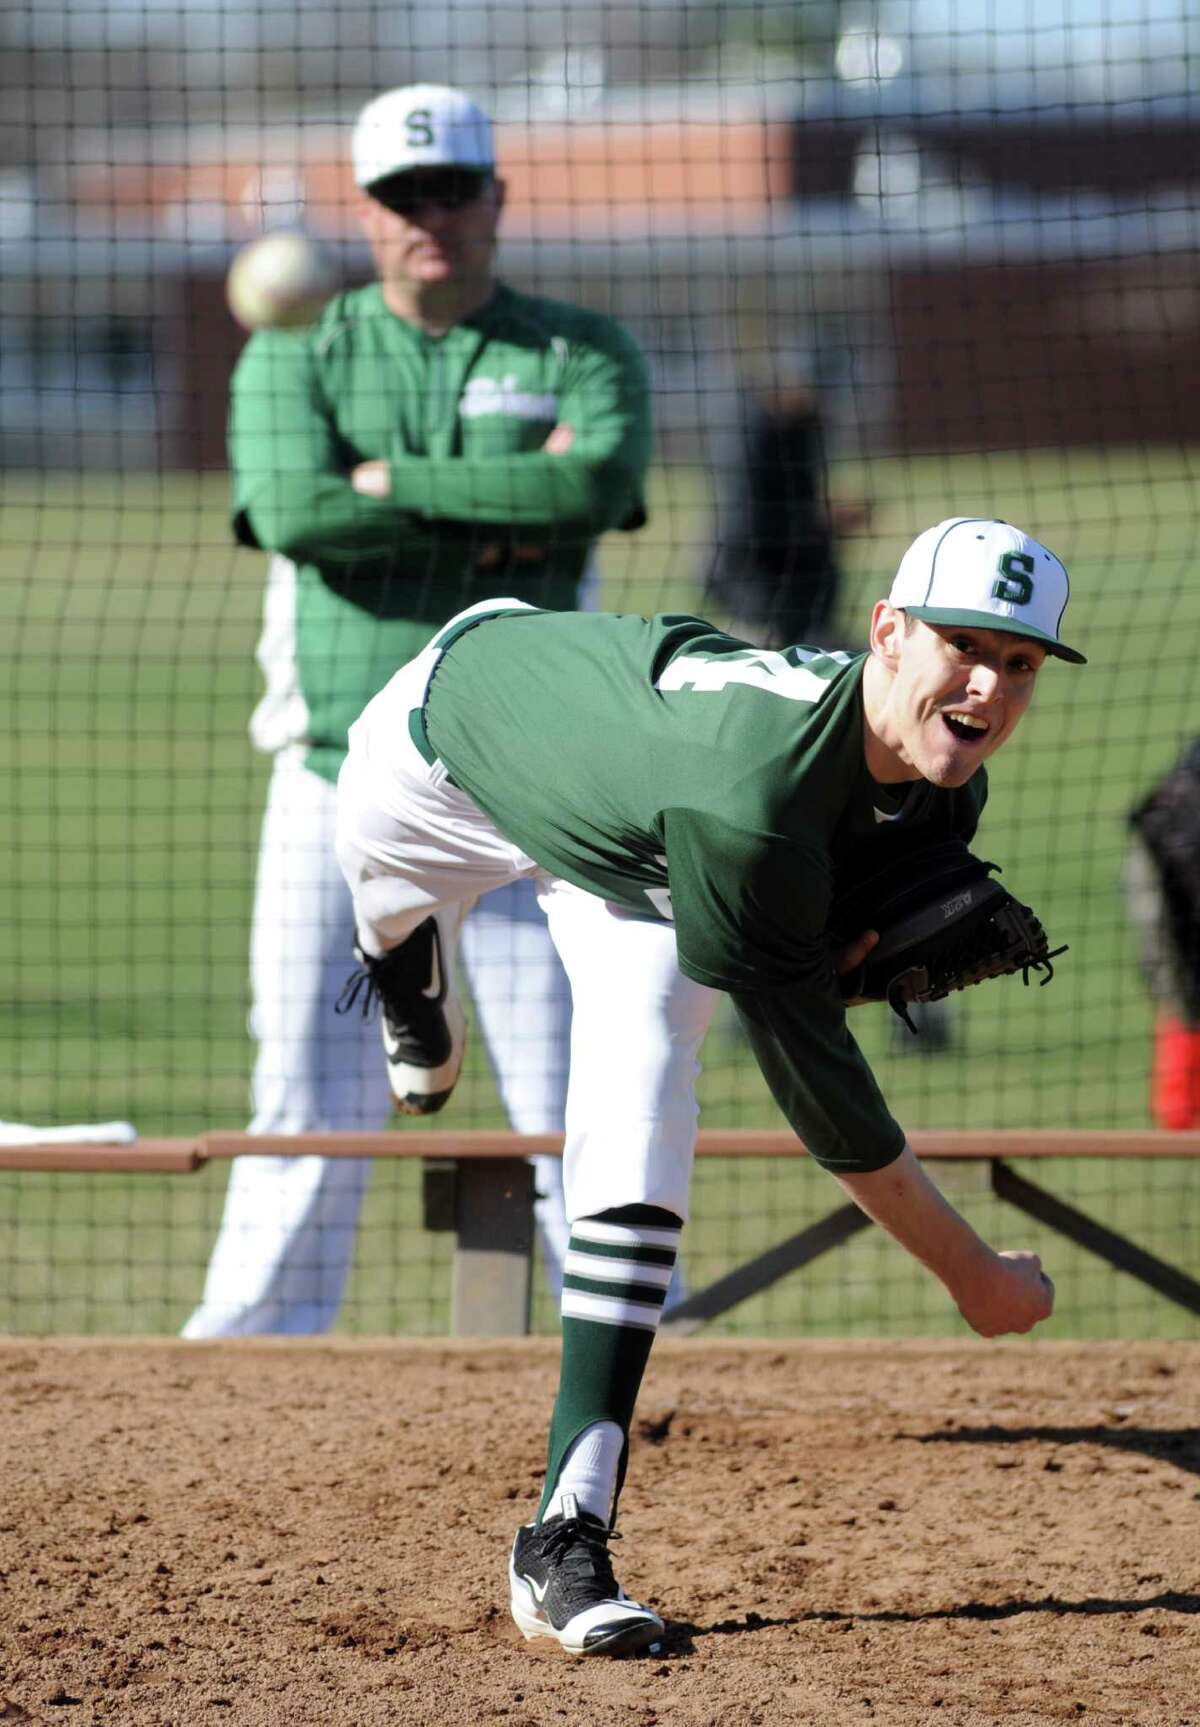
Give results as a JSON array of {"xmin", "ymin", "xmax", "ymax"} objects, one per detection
[
  {"xmin": 899, "ymin": 1421, "xmax": 1200, "ymax": 1478},
  {"xmin": 660, "ymin": 1589, "xmax": 1199, "ymax": 1648},
  {"xmin": 654, "ymin": 1613, "xmax": 792, "ymax": 1657},
  {"xmin": 811, "ymin": 1590, "xmax": 1200, "ymax": 1623}
]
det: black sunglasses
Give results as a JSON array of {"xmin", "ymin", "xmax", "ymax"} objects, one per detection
[{"xmin": 369, "ymin": 169, "xmax": 493, "ymax": 217}]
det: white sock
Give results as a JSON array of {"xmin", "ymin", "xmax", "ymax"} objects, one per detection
[{"xmin": 542, "ymin": 1420, "xmax": 624, "ymax": 1527}]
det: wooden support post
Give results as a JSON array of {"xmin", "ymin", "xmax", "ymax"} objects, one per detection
[
  {"xmin": 421, "ymin": 1158, "xmax": 458, "ymax": 1232},
  {"xmin": 450, "ymin": 1157, "xmax": 534, "ymax": 1337}
]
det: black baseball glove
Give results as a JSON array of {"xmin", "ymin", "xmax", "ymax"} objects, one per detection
[{"xmin": 829, "ymin": 831, "xmax": 1067, "ymax": 1034}]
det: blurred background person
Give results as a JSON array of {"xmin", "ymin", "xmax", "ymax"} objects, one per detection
[
  {"xmin": 700, "ymin": 353, "xmax": 872, "ymax": 652},
  {"xmin": 1126, "ymin": 739, "xmax": 1200, "ymax": 1131}
]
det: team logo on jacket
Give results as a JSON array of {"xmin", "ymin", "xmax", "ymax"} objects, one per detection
[{"xmin": 459, "ymin": 374, "xmax": 558, "ymax": 421}]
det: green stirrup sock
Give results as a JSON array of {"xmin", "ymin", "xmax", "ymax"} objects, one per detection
[{"xmin": 537, "ymin": 1204, "xmax": 681, "ymax": 1525}]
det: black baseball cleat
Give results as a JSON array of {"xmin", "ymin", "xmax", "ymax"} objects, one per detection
[
  {"xmin": 335, "ymin": 919, "xmax": 466, "ymax": 1114},
  {"xmin": 509, "ymin": 1495, "xmax": 664, "ymax": 1657}
]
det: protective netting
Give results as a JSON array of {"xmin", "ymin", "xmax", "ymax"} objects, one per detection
[{"xmin": 3, "ymin": 3, "xmax": 1198, "ymax": 1334}]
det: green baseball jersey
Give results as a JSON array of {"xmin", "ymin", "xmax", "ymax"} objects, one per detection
[
  {"xmin": 424, "ymin": 608, "xmax": 987, "ymax": 1173},
  {"xmin": 230, "ymin": 281, "xmax": 651, "ymax": 783}
]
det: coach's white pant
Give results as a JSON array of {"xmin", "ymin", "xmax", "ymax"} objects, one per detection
[
  {"xmin": 335, "ymin": 637, "xmax": 719, "ymax": 1225},
  {"xmin": 181, "ymin": 752, "xmax": 574, "ymax": 1339}
]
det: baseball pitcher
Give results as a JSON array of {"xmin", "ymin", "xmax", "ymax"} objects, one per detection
[{"xmin": 331, "ymin": 517, "xmax": 1084, "ymax": 1653}]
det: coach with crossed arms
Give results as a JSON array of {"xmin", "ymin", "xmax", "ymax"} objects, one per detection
[
  {"xmin": 184, "ymin": 84, "xmax": 651, "ymax": 1336},
  {"xmin": 332, "ymin": 517, "xmax": 1083, "ymax": 1654}
]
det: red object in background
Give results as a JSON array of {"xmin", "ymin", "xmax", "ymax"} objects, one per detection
[{"xmin": 1152, "ymin": 1015, "xmax": 1200, "ymax": 1131}]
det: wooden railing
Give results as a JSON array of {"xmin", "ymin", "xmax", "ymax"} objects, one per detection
[{"xmin": 4, "ymin": 1130, "xmax": 1199, "ymax": 1334}]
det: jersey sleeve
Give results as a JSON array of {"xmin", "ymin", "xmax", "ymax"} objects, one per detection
[
  {"xmin": 228, "ymin": 329, "xmax": 428, "ymax": 567},
  {"xmin": 663, "ymin": 806, "xmax": 905, "ymax": 1174},
  {"xmin": 385, "ymin": 319, "xmax": 651, "ymax": 534},
  {"xmin": 730, "ymin": 986, "xmax": 906, "ymax": 1174}
]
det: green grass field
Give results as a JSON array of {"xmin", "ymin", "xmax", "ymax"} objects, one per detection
[{"xmin": 2, "ymin": 451, "xmax": 1199, "ymax": 1337}]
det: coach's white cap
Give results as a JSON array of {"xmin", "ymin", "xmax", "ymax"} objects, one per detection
[
  {"xmin": 352, "ymin": 84, "xmax": 495, "ymax": 190},
  {"xmin": 889, "ymin": 517, "xmax": 1086, "ymax": 664}
]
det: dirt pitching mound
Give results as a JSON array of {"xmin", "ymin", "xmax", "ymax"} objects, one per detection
[{"xmin": 1, "ymin": 1337, "xmax": 1196, "ymax": 1725}]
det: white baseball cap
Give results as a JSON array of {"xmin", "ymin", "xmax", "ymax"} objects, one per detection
[
  {"xmin": 352, "ymin": 84, "xmax": 495, "ymax": 191},
  {"xmin": 888, "ymin": 517, "xmax": 1086, "ymax": 664}
]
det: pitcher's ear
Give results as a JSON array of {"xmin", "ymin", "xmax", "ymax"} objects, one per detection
[{"xmin": 870, "ymin": 601, "xmax": 906, "ymax": 668}]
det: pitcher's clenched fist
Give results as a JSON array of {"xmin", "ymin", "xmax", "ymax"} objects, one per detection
[{"xmin": 955, "ymin": 1249, "xmax": 1055, "ymax": 1338}]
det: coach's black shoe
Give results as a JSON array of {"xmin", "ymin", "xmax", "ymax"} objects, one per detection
[
  {"xmin": 335, "ymin": 919, "xmax": 466, "ymax": 1115},
  {"xmin": 509, "ymin": 1495, "xmax": 664, "ymax": 1657}
]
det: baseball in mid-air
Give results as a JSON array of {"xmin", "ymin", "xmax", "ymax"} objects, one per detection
[{"xmin": 226, "ymin": 231, "xmax": 336, "ymax": 332}]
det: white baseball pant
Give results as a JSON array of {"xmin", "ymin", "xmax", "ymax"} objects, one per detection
[
  {"xmin": 334, "ymin": 625, "xmax": 720, "ymax": 1227},
  {"xmin": 181, "ymin": 749, "xmax": 575, "ymax": 1338}
]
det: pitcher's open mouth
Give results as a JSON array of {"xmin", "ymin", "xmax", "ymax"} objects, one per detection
[{"xmin": 943, "ymin": 711, "xmax": 990, "ymax": 743}]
